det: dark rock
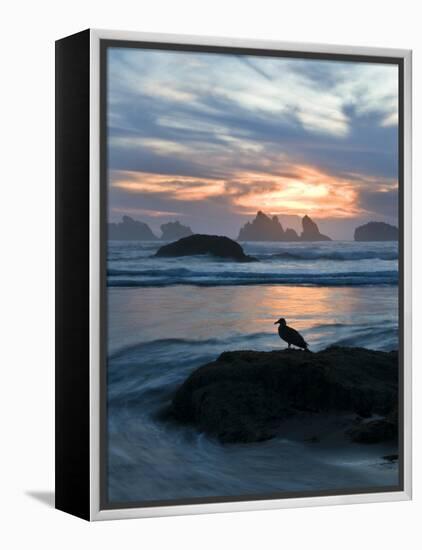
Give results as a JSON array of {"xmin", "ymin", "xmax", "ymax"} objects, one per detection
[
  {"xmin": 155, "ymin": 234, "xmax": 257, "ymax": 262},
  {"xmin": 354, "ymin": 222, "xmax": 399, "ymax": 242},
  {"xmin": 237, "ymin": 211, "xmax": 331, "ymax": 242},
  {"xmin": 108, "ymin": 215, "xmax": 157, "ymax": 240},
  {"xmin": 284, "ymin": 228, "xmax": 300, "ymax": 241},
  {"xmin": 348, "ymin": 419, "xmax": 397, "ymax": 444},
  {"xmin": 238, "ymin": 211, "xmax": 286, "ymax": 241},
  {"xmin": 170, "ymin": 346, "xmax": 398, "ymax": 443},
  {"xmin": 383, "ymin": 454, "xmax": 399, "ymax": 462},
  {"xmin": 300, "ymin": 215, "xmax": 331, "ymax": 241},
  {"xmin": 160, "ymin": 221, "xmax": 193, "ymax": 241}
]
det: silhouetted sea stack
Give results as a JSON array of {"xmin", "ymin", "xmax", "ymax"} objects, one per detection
[
  {"xmin": 108, "ymin": 215, "xmax": 157, "ymax": 240},
  {"xmin": 237, "ymin": 211, "xmax": 330, "ymax": 241},
  {"xmin": 160, "ymin": 221, "xmax": 193, "ymax": 241},
  {"xmin": 354, "ymin": 222, "xmax": 399, "ymax": 242},
  {"xmin": 284, "ymin": 228, "xmax": 300, "ymax": 241},
  {"xmin": 300, "ymin": 215, "xmax": 331, "ymax": 241},
  {"xmin": 237, "ymin": 211, "xmax": 290, "ymax": 241},
  {"xmin": 170, "ymin": 346, "xmax": 397, "ymax": 444},
  {"xmin": 155, "ymin": 234, "xmax": 257, "ymax": 262}
]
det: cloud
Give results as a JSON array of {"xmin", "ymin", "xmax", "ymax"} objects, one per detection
[
  {"xmin": 111, "ymin": 162, "xmax": 397, "ymax": 222},
  {"xmin": 111, "ymin": 206, "xmax": 184, "ymax": 218},
  {"xmin": 358, "ymin": 188, "xmax": 399, "ymax": 220},
  {"xmin": 111, "ymin": 170, "xmax": 226, "ymax": 201},
  {"xmin": 106, "ymin": 47, "xmax": 399, "ymax": 237}
]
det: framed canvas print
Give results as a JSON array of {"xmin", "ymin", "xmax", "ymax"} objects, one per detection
[{"xmin": 55, "ymin": 29, "xmax": 412, "ymax": 521}]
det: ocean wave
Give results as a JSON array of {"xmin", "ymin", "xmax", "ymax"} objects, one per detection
[
  {"xmin": 108, "ymin": 269, "xmax": 398, "ymax": 287},
  {"xmin": 267, "ymin": 251, "xmax": 398, "ymax": 261},
  {"xmin": 108, "ymin": 242, "xmax": 398, "ymax": 263},
  {"xmin": 108, "ymin": 250, "xmax": 399, "ymax": 263},
  {"xmin": 109, "ymin": 332, "xmax": 271, "ymax": 360},
  {"xmin": 108, "ymin": 267, "xmax": 192, "ymax": 277}
]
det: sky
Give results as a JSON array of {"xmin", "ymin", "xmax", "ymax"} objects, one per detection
[{"xmin": 107, "ymin": 47, "xmax": 399, "ymax": 240}]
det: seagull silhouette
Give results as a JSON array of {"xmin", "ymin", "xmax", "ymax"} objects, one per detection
[{"xmin": 274, "ymin": 318, "xmax": 309, "ymax": 351}]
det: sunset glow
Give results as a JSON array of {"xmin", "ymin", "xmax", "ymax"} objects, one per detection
[
  {"xmin": 107, "ymin": 47, "xmax": 399, "ymax": 239},
  {"xmin": 105, "ymin": 44, "xmax": 401, "ymax": 505},
  {"xmin": 112, "ymin": 161, "xmax": 395, "ymax": 221}
]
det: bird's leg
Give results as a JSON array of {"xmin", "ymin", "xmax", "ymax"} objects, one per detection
[{"xmin": 288, "ymin": 343, "xmax": 291, "ymax": 349}]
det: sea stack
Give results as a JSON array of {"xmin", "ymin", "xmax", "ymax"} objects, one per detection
[
  {"xmin": 160, "ymin": 221, "xmax": 193, "ymax": 241},
  {"xmin": 108, "ymin": 215, "xmax": 157, "ymax": 240},
  {"xmin": 237, "ymin": 211, "xmax": 331, "ymax": 242},
  {"xmin": 300, "ymin": 215, "xmax": 331, "ymax": 241},
  {"xmin": 237, "ymin": 211, "xmax": 287, "ymax": 241},
  {"xmin": 354, "ymin": 222, "xmax": 399, "ymax": 242}
]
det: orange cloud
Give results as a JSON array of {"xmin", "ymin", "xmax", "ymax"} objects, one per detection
[
  {"xmin": 111, "ymin": 165, "xmax": 396, "ymax": 220},
  {"xmin": 111, "ymin": 206, "xmax": 183, "ymax": 218},
  {"xmin": 112, "ymin": 171, "xmax": 226, "ymax": 201},
  {"xmin": 230, "ymin": 165, "xmax": 362, "ymax": 219}
]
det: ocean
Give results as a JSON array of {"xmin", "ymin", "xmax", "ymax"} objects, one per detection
[
  {"xmin": 108, "ymin": 240, "xmax": 398, "ymax": 288},
  {"xmin": 106, "ymin": 240, "xmax": 399, "ymax": 504}
]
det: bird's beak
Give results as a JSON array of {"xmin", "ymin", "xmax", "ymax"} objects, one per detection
[{"xmin": 274, "ymin": 321, "xmax": 279, "ymax": 325}]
